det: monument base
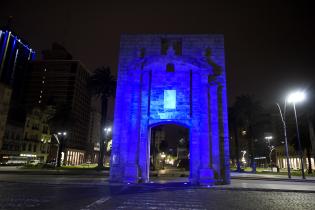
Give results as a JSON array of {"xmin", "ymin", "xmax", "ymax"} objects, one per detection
[
  {"xmin": 199, "ymin": 168, "xmax": 215, "ymax": 186},
  {"xmin": 123, "ymin": 164, "xmax": 139, "ymax": 183}
]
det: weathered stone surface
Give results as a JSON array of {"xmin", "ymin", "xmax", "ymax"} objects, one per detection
[{"xmin": 110, "ymin": 34, "xmax": 230, "ymax": 185}]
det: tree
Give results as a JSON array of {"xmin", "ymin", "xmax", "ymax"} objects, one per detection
[
  {"xmin": 228, "ymin": 107, "xmax": 241, "ymax": 172},
  {"xmin": 47, "ymin": 103, "xmax": 71, "ymax": 167},
  {"xmin": 88, "ymin": 66, "xmax": 116, "ymax": 169},
  {"xmin": 292, "ymin": 112, "xmax": 313, "ymax": 174},
  {"xmin": 233, "ymin": 95, "xmax": 262, "ymax": 173},
  {"xmin": 306, "ymin": 87, "xmax": 315, "ymax": 174}
]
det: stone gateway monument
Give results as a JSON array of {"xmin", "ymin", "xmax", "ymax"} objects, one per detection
[{"xmin": 110, "ymin": 34, "xmax": 230, "ymax": 185}]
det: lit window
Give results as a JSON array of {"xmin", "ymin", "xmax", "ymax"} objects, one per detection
[{"xmin": 164, "ymin": 90, "xmax": 176, "ymax": 109}]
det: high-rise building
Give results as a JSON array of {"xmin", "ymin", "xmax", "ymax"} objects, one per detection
[
  {"xmin": 0, "ymin": 29, "xmax": 35, "ymax": 152},
  {"xmin": 0, "ymin": 83, "xmax": 12, "ymax": 150},
  {"xmin": 25, "ymin": 45, "xmax": 92, "ymax": 165},
  {"xmin": 0, "ymin": 29, "xmax": 35, "ymax": 86}
]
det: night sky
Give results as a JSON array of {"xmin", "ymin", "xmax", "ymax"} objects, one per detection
[{"xmin": 1, "ymin": 0, "xmax": 314, "ymax": 106}]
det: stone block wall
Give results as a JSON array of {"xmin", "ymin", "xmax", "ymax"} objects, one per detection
[{"xmin": 110, "ymin": 34, "xmax": 230, "ymax": 185}]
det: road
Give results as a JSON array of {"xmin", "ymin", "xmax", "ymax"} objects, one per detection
[{"xmin": 0, "ymin": 174, "xmax": 314, "ymax": 210}]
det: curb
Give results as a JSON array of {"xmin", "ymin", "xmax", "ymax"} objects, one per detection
[
  {"xmin": 231, "ymin": 176, "xmax": 315, "ymax": 183},
  {"xmin": 0, "ymin": 170, "xmax": 109, "ymax": 176},
  {"xmin": 209, "ymin": 187, "xmax": 315, "ymax": 194},
  {"xmin": 125, "ymin": 182, "xmax": 315, "ymax": 193}
]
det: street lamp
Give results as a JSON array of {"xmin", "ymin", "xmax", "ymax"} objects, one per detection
[
  {"xmin": 100, "ymin": 126, "xmax": 111, "ymax": 167},
  {"xmin": 104, "ymin": 127, "xmax": 111, "ymax": 135},
  {"xmin": 276, "ymin": 103, "xmax": 291, "ymax": 178},
  {"xmin": 287, "ymin": 91, "xmax": 306, "ymax": 179},
  {"xmin": 54, "ymin": 131, "xmax": 67, "ymax": 167},
  {"xmin": 264, "ymin": 136, "xmax": 274, "ymax": 171}
]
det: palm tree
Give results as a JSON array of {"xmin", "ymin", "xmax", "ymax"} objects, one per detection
[
  {"xmin": 233, "ymin": 95, "xmax": 262, "ymax": 173},
  {"xmin": 88, "ymin": 66, "xmax": 116, "ymax": 169}
]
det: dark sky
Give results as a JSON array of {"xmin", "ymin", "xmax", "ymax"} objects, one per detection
[{"xmin": 1, "ymin": 0, "xmax": 315, "ymax": 106}]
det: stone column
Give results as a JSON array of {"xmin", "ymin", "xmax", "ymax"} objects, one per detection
[
  {"xmin": 189, "ymin": 71, "xmax": 201, "ymax": 184},
  {"xmin": 138, "ymin": 70, "xmax": 151, "ymax": 182},
  {"xmin": 217, "ymin": 84, "xmax": 230, "ymax": 184},
  {"xmin": 123, "ymin": 70, "xmax": 142, "ymax": 183},
  {"xmin": 209, "ymin": 82, "xmax": 220, "ymax": 178},
  {"xmin": 110, "ymin": 70, "xmax": 129, "ymax": 182},
  {"xmin": 198, "ymin": 73, "xmax": 214, "ymax": 185}
]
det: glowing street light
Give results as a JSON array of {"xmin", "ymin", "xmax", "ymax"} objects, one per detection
[
  {"xmin": 57, "ymin": 132, "xmax": 67, "ymax": 136},
  {"xmin": 286, "ymin": 90, "xmax": 306, "ymax": 179},
  {"xmin": 264, "ymin": 136, "xmax": 273, "ymax": 169},
  {"xmin": 54, "ymin": 131, "xmax": 67, "ymax": 167},
  {"xmin": 287, "ymin": 91, "xmax": 306, "ymax": 104},
  {"xmin": 265, "ymin": 135, "xmax": 275, "ymax": 171},
  {"xmin": 104, "ymin": 127, "xmax": 111, "ymax": 134}
]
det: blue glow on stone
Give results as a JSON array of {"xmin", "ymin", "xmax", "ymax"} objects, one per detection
[
  {"xmin": 110, "ymin": 34, "xmax": 230, "ymax": 185},
  {"xmin": 164, "ymin": 90, "xmax": 176, "ymax": 109}
]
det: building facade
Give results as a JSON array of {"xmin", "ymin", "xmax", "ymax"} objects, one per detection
[
  {"xmin": 26, "ymin": 57, "xmax": 92, "ymax": 165},
  {"xmin": 23, "ymin": 107, "xmax": 53, "ymax": 162},
  {"xmin": 0, "ymin": 29, "xmax": 34, "ymax": 153},
  {"xmin": 0, "ymin": 107, "xmax": 53, "ymax": 163},
  {"xmin": 275, "ymin": 145, "xmax": 315, "ymax": 171},
  {"xmin": 110, "ymin": 34, "xmax": 230, "ymax": 185},
  {"xmin": 0, "ymin": 83, "xmax": 12, "ymax": 150}
]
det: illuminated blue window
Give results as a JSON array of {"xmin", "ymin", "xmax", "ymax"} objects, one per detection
[{"xmin": 164, "ymin": 90, "xmax": 176, "ymax": 109}]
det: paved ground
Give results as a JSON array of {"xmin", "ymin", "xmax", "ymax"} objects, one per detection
[{"xmin": 0, "ymin": 173, "xmax": 315, "ymax": 210}]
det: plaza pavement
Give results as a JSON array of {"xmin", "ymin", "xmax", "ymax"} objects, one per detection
[
  {"xmin": 0, "ymin": 168, "xmax": 315, "ymax": 209},
  {"xmin": 0, "ymin": 167, "xmax": 314, "ymax": 193}
]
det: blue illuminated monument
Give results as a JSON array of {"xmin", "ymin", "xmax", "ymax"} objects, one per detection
[{"xmin": 110, "ymin": 34, "xmax": 230, "ymax": 185}]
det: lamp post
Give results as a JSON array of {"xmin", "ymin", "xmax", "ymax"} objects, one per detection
[
  {"xmin": 54, "ymin": 131, "xmax": 67, "ymax": 167},
  {"xmin": 264, "ymin": 136, "xmax": 274, "ymax": 171},
  {"xmin": 276, "ymin": 102, "xmax": 291, "ymax": 178},
  {"xmin": 101, "ymin": 127, "xmax": 111, "ymax": 167},
  {"xmin": 287, "ymin": 91, "xmax": 306, "ymax": 179}
]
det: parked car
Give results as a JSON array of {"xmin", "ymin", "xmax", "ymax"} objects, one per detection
[{"xmin": 29, "ymin": 160, "xmax": 40, "ymax": 166}]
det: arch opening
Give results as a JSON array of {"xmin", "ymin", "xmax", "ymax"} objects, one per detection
[{"xmin": 149, "ymin": 123, "xmax": 190, "ymax": 182}]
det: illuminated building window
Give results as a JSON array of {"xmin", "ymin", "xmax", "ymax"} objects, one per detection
[{"xmin": 164, "ymin": 90, "xmax": 176, "ymax": 109}]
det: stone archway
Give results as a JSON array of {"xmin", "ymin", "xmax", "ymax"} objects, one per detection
[
  {"xmin": 147, "ymin": 120, "xmax": 191, "ymax": 178},
  {"xmin": 110, "ymin": 34, "xmax": 230, "ymax": 185}
]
